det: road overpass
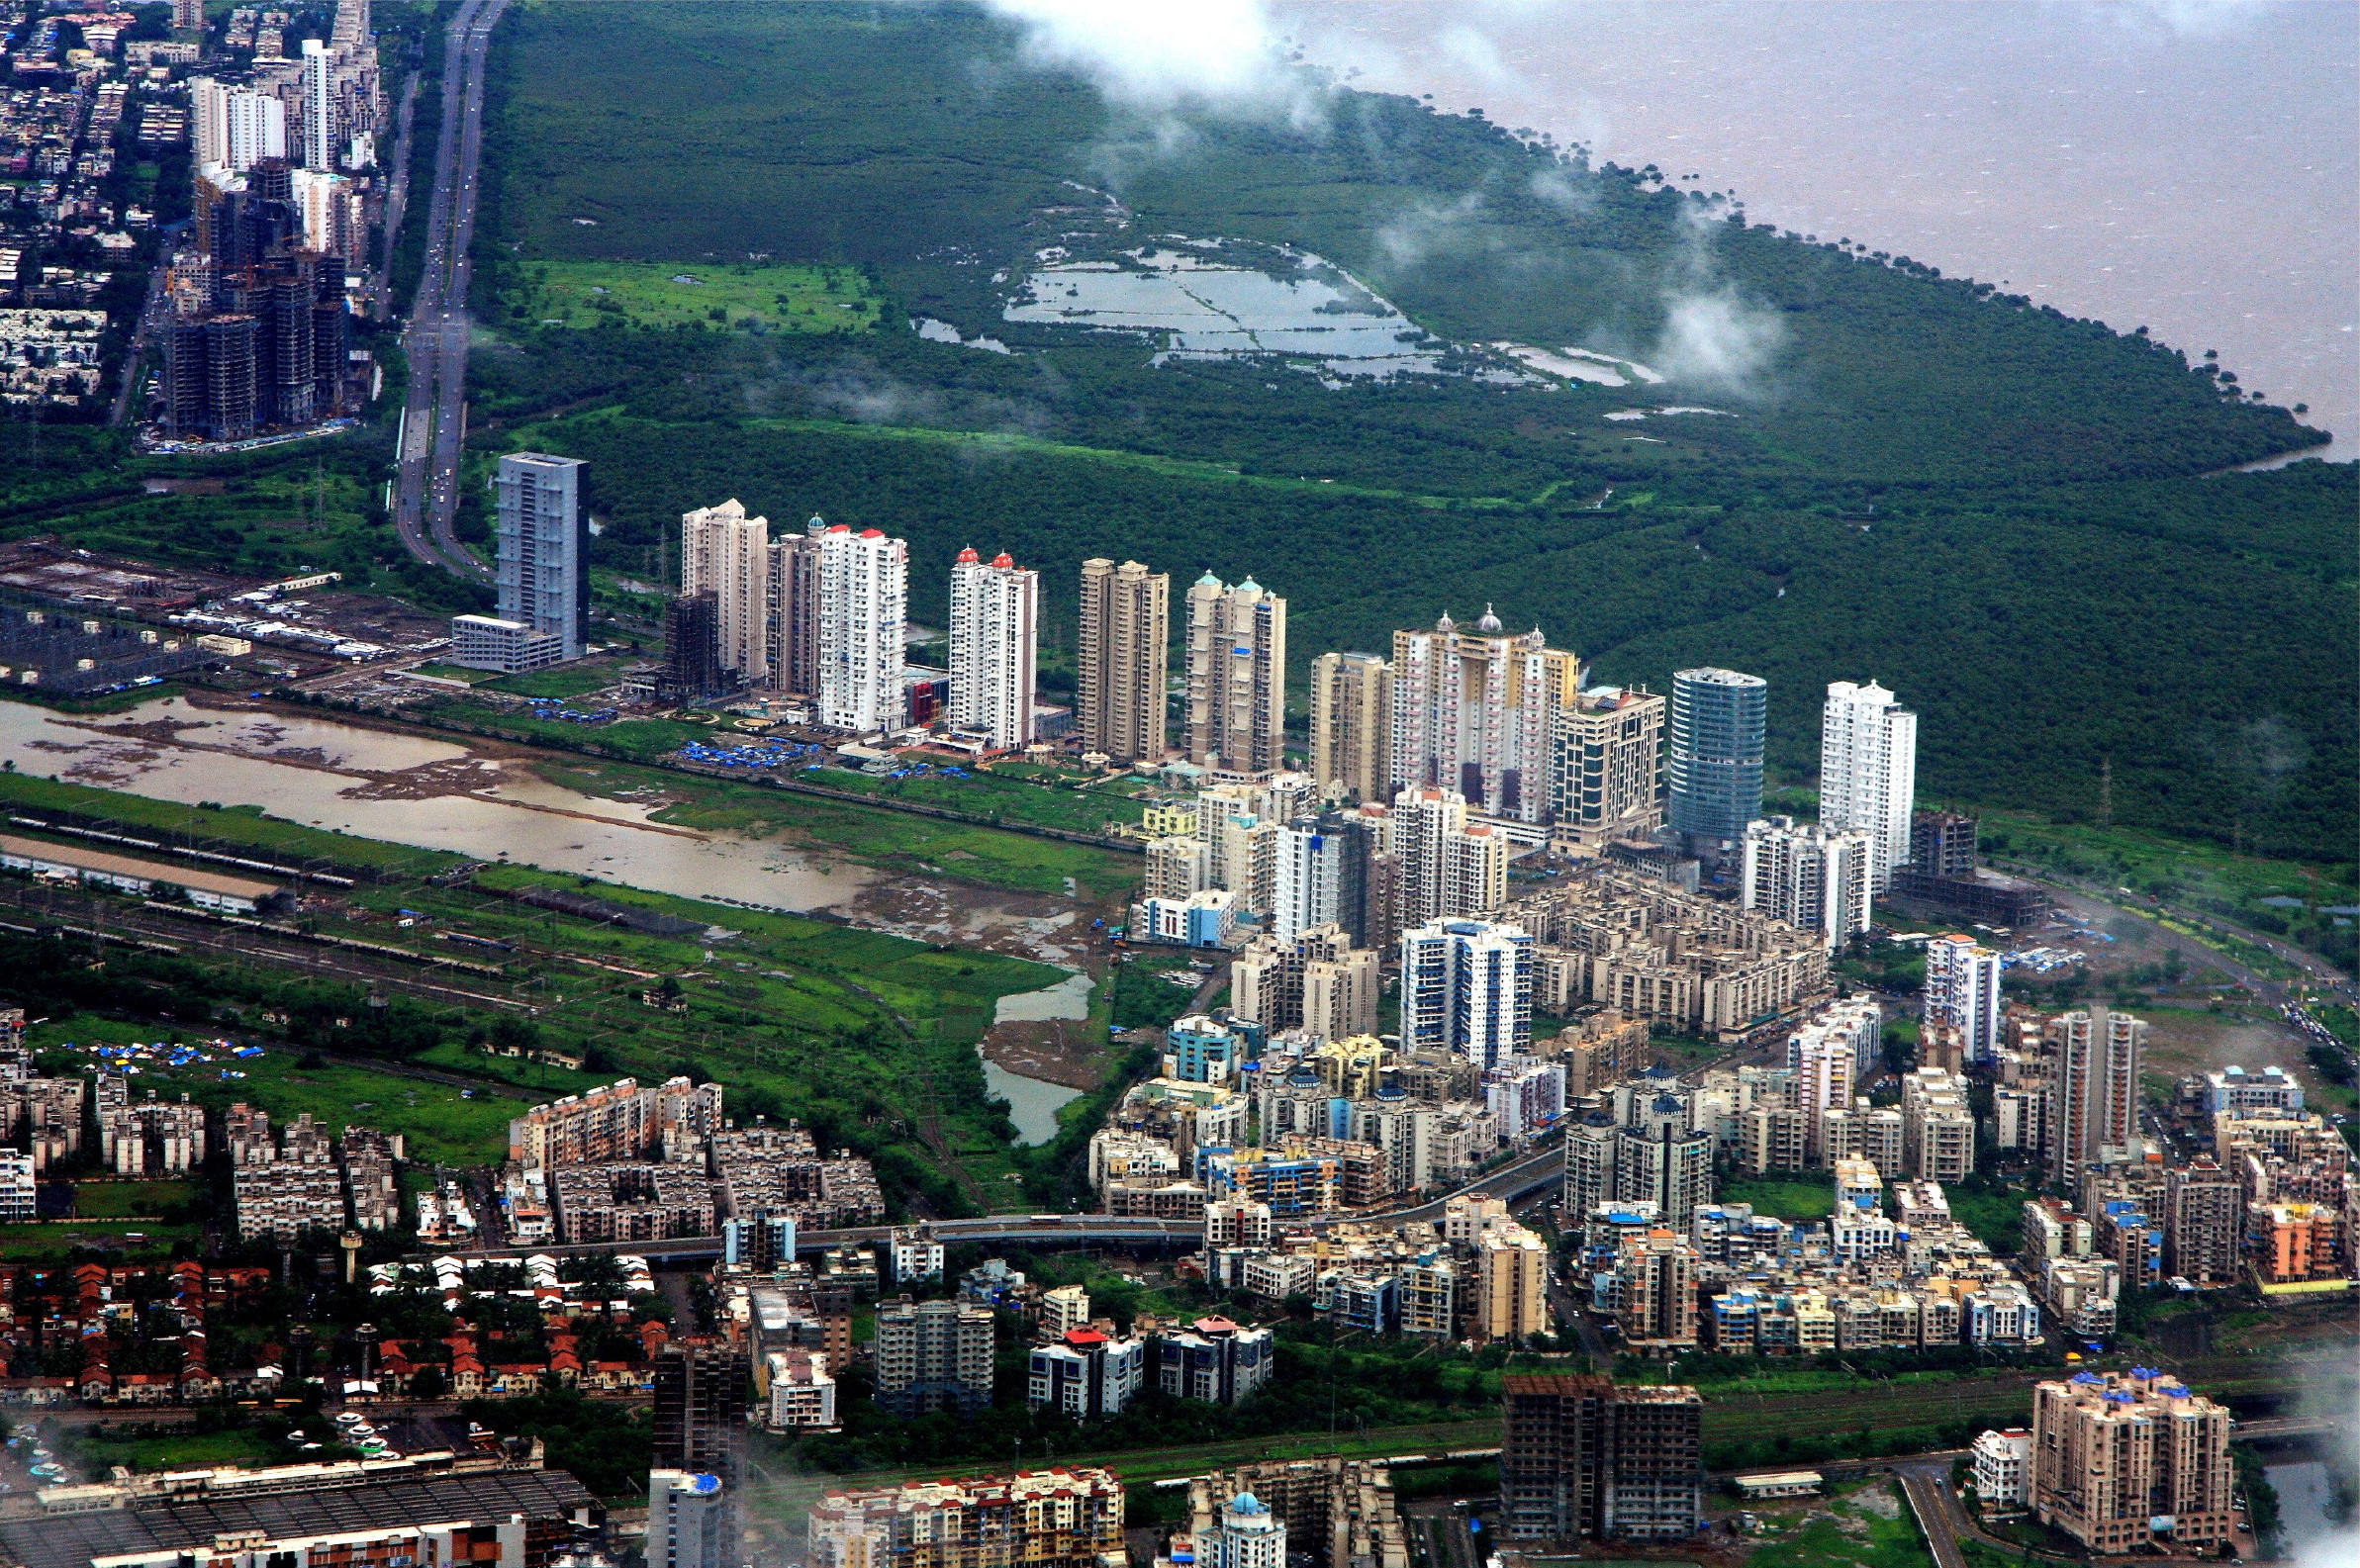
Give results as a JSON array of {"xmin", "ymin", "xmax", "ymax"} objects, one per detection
[{"xmin": 414, "ymin": 1140, "xmax": 1568, "ymax": 1263}]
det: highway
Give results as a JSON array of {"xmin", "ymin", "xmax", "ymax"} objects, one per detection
[{"xmin": 393, "ymin": 0, "xmax": 507, "ymax": 580}]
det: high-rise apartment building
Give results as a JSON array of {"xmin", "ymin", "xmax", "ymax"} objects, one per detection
[
  {"xmin": 1232, "ymin": 923, "xmax": 1377, "ymax": 1043},
  {"xmin": 1391, "ymin": 785, "xmax": 1506, "ymax": 927},
  {"xmin": 1475, "ymin": 1224, "xmax": 1551, "ymax": 1340},
  {"xmin": 680, "ymin": 499, "xmax": 770, "ymax": 684},
  {"xmin": 948, "ymin": 547, "xmax": 1038, "ymax": 750},
  {"xmin": 192, "ymin": 78, "xmax": 289, "ymax": 171},
  {"xmin": 1078, "ymin": 558, "xmax": 1169, "ymax": 764},
  {"xmin": 1665, "ymin": 668, "xmax": 1766, "ymax": 848},
  {"xmin": 1923, "ymin": 934, "xmax": 2005, "ymax": 1068},
  {"xmin": 652, "ymin": 1343, "xmax": 746, "ymax": 1549},
  {"xmin": 2162, "ymin": 1156, "xmax": 2242, "ymax": 1285},
  {"xmin": 872, "ymin": 1297, "xmax": 993, "ymax": 1417},
  {"xmin": 1614, "ymin": 1111, "xmax": 1715, "ymax": 1230},
  {"xmin": 2030, "ymin": 1369, "xmax": 2233, "ymax": 1555},
  {"xmin": 1389, "ymin": 610, "xmax": 1580, "ymax": 823},
  {"xmin": 1185, "ymin": 574, "xmax": 1286, "ymax": 775},
  {"xmin": 814, "ymin": 524, "xmax": 906, "ymax": 734},
  {"xmin": 2050, "ymin": 1007, "xmax": 2144, "ymax": 1188},
  {"xmin": 1204, "ymin": 1493, "xmax": 1286, "ymax": 1568},
  {"xmin": 1819, "ymin": 680, "xmax": 1918, "ymax": 890},
  {"xmin": 1547, "ymin": 686, "xmax": 1665, "ymax": 850},
  {"xmin": 1270, "ymin": 813, "xmax": 1369, "ymax": 943},
  {"xmin": 1899, "ymin": 1065, "xmax": 1975, "ymax": 1182},
  {"xmin": 1597, "ymin": 1230, "xmax": 1699, "ymax": 1348},
  {"xmin": 1500, "ymin": 1375, "xmax": 1703, "ymax": 1544},
  {"xmin": 647, "ymin": 1471, "xmax": 729, "ymax": 1568},
  {"xmin": 764, "ymin": 519, "xmax": 825, "ymax": 696},
  {"xmin": 1740, "ymin": 815, "xmax": 1872, "ymax": 946},
  {"xmin": 300, "ymin": 39, "xmax": 335, "ymax": 169},
  {"xmin": 1309, "ymin": 651, "xmax": 1392, "ymax": 802},
  {"xmin": 1401, "ymin": 918, "xmax": 1533, "ymax": 1067},
  {"xmin": 1792, "ymin": 1023, "xmax": 1856, "ymax": 1167},
  {"xmin": 494, "ymin": 454, "xmax": 588, "ymax": 661}
]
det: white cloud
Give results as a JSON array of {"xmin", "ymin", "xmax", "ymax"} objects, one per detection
[
  {"xmin": 986, "ymin": 0, "xmax": 1324, "ymax": 128},
  {"xmin": 1651, "ymin": 289, "xmax": 1786, "ymax": 394}
]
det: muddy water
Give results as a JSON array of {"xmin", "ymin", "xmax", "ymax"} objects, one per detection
[{"xmin": 0, "ymin": 696, "xmax": 878, "ymax": 913}]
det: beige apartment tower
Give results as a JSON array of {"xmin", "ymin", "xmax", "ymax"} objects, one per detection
[
  {"xmin": 1186, "ymin": 572, "xmax": 1287, "ymax": 775},
  {"xmin": 1311, "ymin": 651, "xmax": 1393, "ymax": 802},
  {"xmin": 2030, "ymin": 1369, "xmax": 2232, "ymax": 1555},
  {"xmin": 680, "ymin": 499, "xmax": 771, "ymax": 684},
  {"xmin": 1078, "ymin": 558, "xmax": 1170, "ymax": 764}
]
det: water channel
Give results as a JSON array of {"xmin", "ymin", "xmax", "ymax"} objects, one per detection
[{"xmin": 2265, "ymin": 1459, "xmax": 2356, "ymax": 1566}]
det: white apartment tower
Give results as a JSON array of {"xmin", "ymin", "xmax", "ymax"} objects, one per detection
[
  {"xmin": 948, "ymin": 547, "xmax": 1038, "ymax": 750},
  {"xmin": 647, "ymin": 1471, "xmax": 728, "ymax": 1568},
  {"xmin": 1741, "ymin": 815, "xmax": 1873, "ymax": 946},
  {"xmin": 1923, "ymin": 934, "xmax": 2005, "ymax": 1066},
  {"xmin": 815, "ymin": 524, "xmax": 906, "ymax": 734},
  {"xmin": 1792, "ymin": 1026, "xmax": 1857, "ymax": 1167},
  {"xmin": 680, "ymin": 499, "xmax": 771, "ymax": 684},
  {"xmin": 1389, "ymin": 609, "xmax": 1580, "ymax": 824},
  {"xmin": 1390, "ymin": 785, "xmax": 1506, "ymax": 927},
  {"xmin": 193, "ymin": 80, "xmax": 289, "ymax": 172},
  {"xmin": 1820, "ymin": 680, "xmax": 1919, "ymax": 890},
  {"xmin": 1401, "ymin": 917, "xmax": 1534, "ymax": 1067},
  {"xmin": 1185, "ymin": 573, "xmax": 1286, "ymax": 775},
  {"xmin": 300, "ymin": 39, "xmax": 336, "ymax": 169}
]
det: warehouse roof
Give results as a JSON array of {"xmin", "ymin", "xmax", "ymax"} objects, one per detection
[{"xmin": 0, "ymin": 1469, "xmax": 596, "ymax": 1568}]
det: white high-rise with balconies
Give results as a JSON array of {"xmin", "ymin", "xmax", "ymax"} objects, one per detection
[
  {"xmin": 947, "ymin": 547, "xmax": 1038, "ymax": 751},
  {"xmin": 1820, "ymin": 680, "xmax": 1918, "ymax": 891},
  {"xmin": 1401, "ymin": 917, "xmax": 1533, "ymax": 1067},
  {"xmin": 1741, "ymin": 815, "xmax": 1873, "ymax": 945},
  {"xmin": 300, "ymin": 39, "xmax": 336, "ymax": 169},
  {"xmin": 814, "ymin": 524, "xmax": 906, "ymax": 735}
]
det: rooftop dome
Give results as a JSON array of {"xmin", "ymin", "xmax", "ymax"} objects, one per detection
[
  {"xmin": 1475, "ymin": 603, "xmax": 1502, "ymax": 632},
  {"xmin": 956, "ymin": 545, "xmax": 980, "ymax": 563}
]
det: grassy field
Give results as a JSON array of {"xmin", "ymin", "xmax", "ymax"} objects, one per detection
[
  {"xmin": 64, "ymin": 1425, "xmax": 280, "ymax": 1475},
  {"xmin": 1716, "ymin": 1176, "xmax": 1835, "ymax": 1222},
  {"xmin": 0, "ymin": 1220, "xmax": 199, "ymax": 1261},
  {"xmin": 798, "ymin": 760, "xmax": 1153, "ymax": 838},
  {"xmin": 510, "ymin": 260, "xmax": 881, "ymax": 332},
  {"xmin": 72, "ymin": 1180, "xmax": 195, "ymax": 1218}
]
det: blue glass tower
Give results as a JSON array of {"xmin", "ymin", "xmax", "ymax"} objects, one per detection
[{"xmin": 1667, "ymin": 667, "xmax": 1767, "ymax": 845}]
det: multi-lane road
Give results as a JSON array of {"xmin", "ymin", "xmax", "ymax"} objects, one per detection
[{"xmin": 393, "ymin": 0, "xmax": 508, "ymax": 581}]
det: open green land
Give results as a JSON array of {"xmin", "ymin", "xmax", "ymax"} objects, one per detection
[
  {"xmin": 1740, "ymin": 1479, "xmax": 1933, "ymax": 1568},
  {"xmin": 0, "ymin": 769, "xmax": 1078, "ymax": 1207},
  {"xmin": 71, "ymin": 1180, "xmax": 195, "ymax": 1218},
  {"xmin": 1715, "ymin": 1176, "xmax": 1835, "ymax": 1223},
  {"xmin": 64, "ymin": 1425, "xmax": 282, "ymax": 1475},
  {"xmin": 457, "ymin": 0, "xmax": 2352, "ymax": 873},
  {"xmin": 0, "ymin": 1220, "xmax": 199, "ymax": 1261},
  {"xmin": 511, "ymin": 260, "xmax": 881, "ymax": 332}
]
